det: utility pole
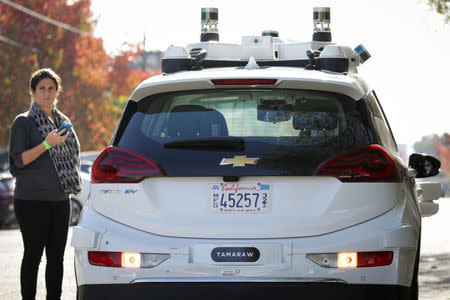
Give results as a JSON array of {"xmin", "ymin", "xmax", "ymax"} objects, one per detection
[{"xmin": 141, "ymin": 32, "xmax": 148, "ymax": 71}]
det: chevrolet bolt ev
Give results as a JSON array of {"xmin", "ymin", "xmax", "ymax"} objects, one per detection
[{"xmin": 72, "ymin": 8, "xmax": 441, "ymax": 300}]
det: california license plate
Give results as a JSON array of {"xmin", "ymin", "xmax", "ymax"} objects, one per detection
[{"xmin": 210, "ymin": 183, "xmax": 272, "ymax": 213}]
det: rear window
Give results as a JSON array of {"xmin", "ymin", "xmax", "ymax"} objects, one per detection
[{"xmin": 113, "ymin": 89, "xmax": 372, "ymax": 176}]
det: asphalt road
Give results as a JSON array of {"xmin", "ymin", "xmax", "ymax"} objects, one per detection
[
  {"xmin": 0, "ymin": 199, "xmax": 449, "ymax": 300},
  {"xmin": 419, "ymin": 197, "xmax": 450, "ymax": 300}
]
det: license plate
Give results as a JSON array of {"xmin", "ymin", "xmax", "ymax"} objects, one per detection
[{"xmin": 210, "ymin": 183, "xmax": 272, "ymax": 213}]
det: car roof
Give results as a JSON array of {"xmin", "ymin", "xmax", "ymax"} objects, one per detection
[
  {"xmin": 80, "ymin": 151, "xmax": 100, "ymax": 160},
  {"xmin": 130, "ymin": 67, "xmax": 370, "ymax": 102}
]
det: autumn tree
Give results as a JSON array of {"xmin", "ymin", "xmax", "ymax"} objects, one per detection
[
  {"xmin": 427, "ymin": 0, "xmax": 449, "ymax": 22},
  {"xmin": 0, "ymin": 0, "xmax": 154, "ymax": 150},
  {"xmin": 434, "ymin": 133, "xmax": 450, "ymax": 178}
]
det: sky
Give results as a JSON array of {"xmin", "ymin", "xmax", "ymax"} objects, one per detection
[{"xmin": 90, "ymin": 0, "xmax": 449, "ymax": 147}]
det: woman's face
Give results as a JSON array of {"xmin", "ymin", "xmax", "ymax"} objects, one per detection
[{"xmin": 33, "ymin": 78, "xmax": 58, "ymax": 113}]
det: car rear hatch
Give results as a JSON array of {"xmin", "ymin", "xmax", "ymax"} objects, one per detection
[{"xmin": 89, "ymin": 88, "xmax": 402, "ymax": 238}]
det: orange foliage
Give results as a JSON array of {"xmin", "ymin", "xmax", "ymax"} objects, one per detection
[
  {"xmin": 435, "ymin": 133, "xmax": 450, "ymax": 178},
  {"xmin": 107, "ymin": 43, "xmax": 149, "ymax": 97},
  {"xmin": 0, "ymin": 0, "xmax": 155, "ymax": 150}
]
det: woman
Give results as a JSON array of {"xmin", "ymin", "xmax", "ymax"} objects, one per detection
[{"xmin": 9, "ymin": 68, "xmax": 81, "ymax": 300}]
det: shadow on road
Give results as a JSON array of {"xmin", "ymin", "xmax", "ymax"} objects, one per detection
[{"xmin": 419, "ymin": 253, "xmax": 450, "ymax": 300}]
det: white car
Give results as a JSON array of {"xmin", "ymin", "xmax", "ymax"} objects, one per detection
[
  {"xmin": 70, "ymin": 151, "xmax": 100, "ymax": 225},
  {"xmin": 72, "ymin": 7, "xmax": 442, "ymax": 300}
]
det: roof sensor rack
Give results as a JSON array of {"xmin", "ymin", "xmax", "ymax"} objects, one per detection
[
  {"xmin": 201, "ymin": 7, "xmax": 219, "ymax": 42},
  {"xmin": 262, "ymin": 30, "xmax": 279, "ymax": 37},
  {"xmin": 313, "ymin": 7, "xmax": 332, "ymax": 42},
  {"xmin": 161, "ymin": 7, "xmax": 370, "ymax": 74}
]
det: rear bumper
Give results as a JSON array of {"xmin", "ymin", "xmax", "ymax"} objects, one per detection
[
  {"xmin": 77, "ymin": 282, "xmax": 410, "ymax": 300},
  {"xmin": 73, "ymin": 203, "xmax": 419, "ymax": 288}
]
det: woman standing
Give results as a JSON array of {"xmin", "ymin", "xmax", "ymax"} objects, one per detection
[{"xmin": 9, "ymin": 68, "xmax": 81, "ymax": 300}]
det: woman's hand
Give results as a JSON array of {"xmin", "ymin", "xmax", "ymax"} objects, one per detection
[
  {"xmin": 21, "ymin": 129, "xmax": 68, "ymax": 166},
  {"xmin": 45, "ymin": 129, "xmax": 69, "ymax": 147}
]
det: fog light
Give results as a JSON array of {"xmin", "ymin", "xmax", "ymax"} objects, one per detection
[
  {"xmin": 338, "ymin": 252, "xmax": 357, "ymax": 268},
  {"xmin": 122, "ymin": 252, "xmax": 141, "ymax": 268}
]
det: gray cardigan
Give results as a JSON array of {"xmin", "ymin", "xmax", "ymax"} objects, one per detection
[{"xmin": 9, "ymin": 112, "xmax": 68, "ymax": 201}]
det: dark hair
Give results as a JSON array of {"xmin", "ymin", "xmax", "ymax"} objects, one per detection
[{"xmin": 29, "ymin": 68, "xmax": 62, "ymax": 95}]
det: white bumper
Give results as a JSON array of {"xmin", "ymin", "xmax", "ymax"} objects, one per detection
[{"xmin": 72, "ymin": 199, "xmax": 419, "ymax": 288}]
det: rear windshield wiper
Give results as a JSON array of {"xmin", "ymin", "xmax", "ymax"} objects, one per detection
[{"xmin": 164, "ymin": 137, "xmax": 245, "ymax": 151}]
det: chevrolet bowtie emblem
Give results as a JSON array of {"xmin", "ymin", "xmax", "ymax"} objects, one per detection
[{"xmin": 220, "ymin": 155, "xmax": 260, "ymax": 167}]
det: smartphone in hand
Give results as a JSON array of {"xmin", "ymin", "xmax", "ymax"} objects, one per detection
[{"xmin": 57, "ymin": 122, "xmax": 73, "ymax": 135}]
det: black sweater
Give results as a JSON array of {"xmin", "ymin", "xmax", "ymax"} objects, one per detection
[{"xmin": 9, "ymin": 112, "xmax": 67, "ymax": 201}]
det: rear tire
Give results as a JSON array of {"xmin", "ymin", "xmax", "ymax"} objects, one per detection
[{"xmin": 409, "ymin": 235, "xmax": 421, "ymax": 300}]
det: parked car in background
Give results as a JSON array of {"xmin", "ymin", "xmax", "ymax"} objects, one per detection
[
  {"xmin": 0, "ymin": 170, "xmax": 15, "ymax": 228},
  {"xmin": 0, "ymin": 150, "xmax": 15, "ymax": 228},
  {"xmin": 0, "ymin": 150, "xmax": 8, "ymax": 172},
  {"xmin": 69, "ymin": 151, "xmax": 100, "ymax": 225}
]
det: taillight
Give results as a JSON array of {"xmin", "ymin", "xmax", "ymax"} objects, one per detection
[
  {"xmin": 91, "ymin": 147, "xmax": 166, "ymax": 183},
  {"xmin": 356, "ymin": 251, "xmax": 394, "ymax": 268},
  {"xmin": 314, "ymin": 145, "xmax": 404, "ymax": 182},
  {"xmin": 211, "ymin": 79, "xmax": 277, "ymax": 85},
  {"xmin": 88, "ymin": 251, "xmax": 170, "ymax": 268},
  {"xmin": 88, "ymin": 251, "xmax": 121, "ymax": 267},
  {"xmin": 307, "ymin": 251, "xmax": 394, "ymax": 268}
]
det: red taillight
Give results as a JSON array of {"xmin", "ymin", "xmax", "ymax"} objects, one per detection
[
  {"xmin": 91, "ymin": 147, "xmax": 166, "ymax": 183},
  {"xmin": 314, "ymin": 145, "xmax": 404, "ymax": 182},
  {"xmin": 357, "ymin": 251, "xmax": 394, "ymax": 267},
  {"xmin": 211, "ymin": 79, "xmax": 277, "ymax": 85},
  {"xmin": 88, "ymin": 251, "xmax": 121, "ymax": 267},
  {"xmin": 337, "ymin": 251, "xmax": 394, "ymax": 268},
  {"xmin": 307, "ymin": 251, "xmax": 394, "ymax": 268}
]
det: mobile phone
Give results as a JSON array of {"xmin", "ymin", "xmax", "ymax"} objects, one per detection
[{"xmin": 57, "ymin": 122, "xmax": 72, "ymax": 135}]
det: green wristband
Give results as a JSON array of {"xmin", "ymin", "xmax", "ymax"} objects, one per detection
[{"xmin": 43, "ymin": 140, "xmax": 52, "ymax": 150}]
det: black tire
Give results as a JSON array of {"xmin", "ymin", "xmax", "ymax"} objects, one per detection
[
  {"xmin": 409, "ymin": 234, "xmax": 421, "ymax": 300},
  {"xmin": 70, "ymin": 198, "xmax": 82, "ymax": 226}
]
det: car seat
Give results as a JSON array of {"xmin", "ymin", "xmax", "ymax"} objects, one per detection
[{"xmin": 167, "ymin": 105, "xmax": 229, "ymax": 138}]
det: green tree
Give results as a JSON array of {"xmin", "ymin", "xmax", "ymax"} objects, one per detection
[{"xmin": 427, "ymin": 0, "xmax": 449, "ymax": 22}]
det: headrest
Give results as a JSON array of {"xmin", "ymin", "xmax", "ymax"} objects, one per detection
[{"xmin": 168, "ymin": 105, "xmax": 228, "ymax": 138}]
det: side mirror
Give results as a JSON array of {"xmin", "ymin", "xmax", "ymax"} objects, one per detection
[
  {"xmin": 416, "ymin": 182, "xmax": 442, "ymax": 217},
  {"xmin": 408, "ymin": 153, "xmax": 440, "ymax": 178}
]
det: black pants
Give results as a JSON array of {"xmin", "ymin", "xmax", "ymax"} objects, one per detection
[{"xmin": 14, "ymin": 199, "xmax": 70, "ymax": 300}]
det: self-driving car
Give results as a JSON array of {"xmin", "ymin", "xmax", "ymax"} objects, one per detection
[{"xmin": 72, "ymin": 7, "xmax": 442, "ymax": 300}]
